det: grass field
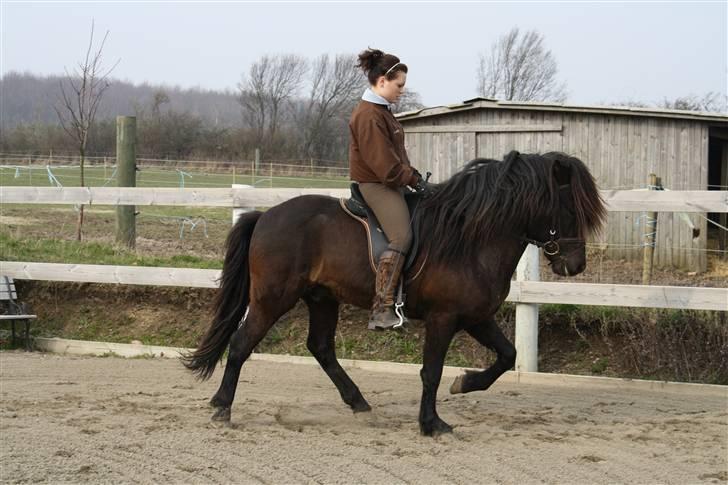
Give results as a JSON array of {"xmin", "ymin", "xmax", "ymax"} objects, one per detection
[{"xmin": 0, "ymin": 164, "xmax": 350, "ymax": 189}]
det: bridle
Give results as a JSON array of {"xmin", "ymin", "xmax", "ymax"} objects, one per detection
[{"xmin": 519, "ymin": 183, "xmax": 585, "ymax": 259}]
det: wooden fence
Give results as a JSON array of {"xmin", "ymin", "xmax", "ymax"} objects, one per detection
[{"xmin": 1, "ymin": 186, "xmax": 726, "ymax": 372}]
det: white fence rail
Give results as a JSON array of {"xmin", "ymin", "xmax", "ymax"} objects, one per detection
[
  {"xmin": 1, "ymin": 186, "xmax": 727, "ymax": 212},
  {"xmin": 0, "ymin": 262, "xmax": 724, "ymax": 311}
]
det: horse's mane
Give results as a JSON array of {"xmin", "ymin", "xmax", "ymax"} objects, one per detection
[{"xmin": 414, "ymin": 151, "xmax": 606, "ymax": 264}]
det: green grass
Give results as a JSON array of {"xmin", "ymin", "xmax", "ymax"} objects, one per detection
[
  {"xmin": 0, "ymin": 231, "xmax": 222, "ymax": 268},
  {"xmin": 0, "ymin": 165, "xmax": 350, "ymax": 189}
]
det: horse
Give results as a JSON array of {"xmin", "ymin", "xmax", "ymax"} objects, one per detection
[{"xmin": 182, "ymin": 150, "xmax": 606, "ymax": 436}]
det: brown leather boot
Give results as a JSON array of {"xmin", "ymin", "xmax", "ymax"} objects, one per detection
[{"xmin": 368, "ymin": 250, "xmax": 406, "ymax": 330}]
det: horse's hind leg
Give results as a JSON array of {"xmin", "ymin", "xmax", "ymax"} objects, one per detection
[
  {"xmin": 449, "ymin": 317, "xmax": 516, "ymax": 395},
  {"xmin": 304, "ymin": 295, "xmax": 371, "ymax": 413},
  {"xmin": 209, "ymin": 294, "xmax": 298, "ymax": 423}
]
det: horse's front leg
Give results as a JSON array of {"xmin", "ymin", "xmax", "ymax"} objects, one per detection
[
  {"xmin": 449, "ymin": 317, "xmax": 516, "ymax": 394},
  {"xmin": 419, "ymin": 314, "xmax": 458, "ymax": 436}
]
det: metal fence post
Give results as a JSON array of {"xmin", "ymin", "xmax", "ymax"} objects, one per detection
[{"xmin": 515, "ymin": 243, "xmax": 540, "ymax": 372}]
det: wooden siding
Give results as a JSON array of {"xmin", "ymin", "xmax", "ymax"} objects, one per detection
[{"xmin": 402, "ymin": 108, "xmax": 713, "ymax": 271}]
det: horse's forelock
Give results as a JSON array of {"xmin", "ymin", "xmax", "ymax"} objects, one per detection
[{"xmin": 543, "ymin": 152, "xmax": 607, "ymax": 239}]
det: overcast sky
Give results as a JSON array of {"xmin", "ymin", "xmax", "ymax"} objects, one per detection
[{"xmin": 2, "ymin": 1, "xmax": 726, "ymax": 108}]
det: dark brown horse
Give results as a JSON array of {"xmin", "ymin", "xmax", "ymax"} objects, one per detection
[{"xmin": 183, "ymin": 150, "xmax": 606, "ymax": 436}]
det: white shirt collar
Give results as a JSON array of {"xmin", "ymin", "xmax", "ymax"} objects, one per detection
[{"xmin": 362, "ymin": 88, "xmax": 392, "ymax": 110}]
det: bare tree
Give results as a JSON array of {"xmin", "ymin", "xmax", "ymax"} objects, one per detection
[
  {"xmin": 238, "ymin": 54, "xmax": 308, "ymax": 147},
  {"xmin": 661, "ymin": 92, "xmax": 726, "ymax": 113},
  {"xmin": 392, "ymin": 89, "xmax": 425, "ymax": 114},
  {"xmin": 298, "ymin": 53, "xmax": 364, "ymax": 158},
  {"xmin": 477, "ymin": 28, "xmax": 567, "ymax": 103},
  {"xmin": 54, "ymin": 20, "xmax": 118, "ymax": 240},
  {"xmin": 608, "ymin": 92, "xmax": 727, "ymax": 113}
]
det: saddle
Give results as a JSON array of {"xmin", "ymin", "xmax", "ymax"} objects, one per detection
[{"xmin": 340, "ymin": 183, "xmax": 423, "ymax": 273}]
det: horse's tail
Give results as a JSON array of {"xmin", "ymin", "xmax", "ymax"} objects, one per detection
[{"xmin": 181, "ymin": 210, "xmax": 263, "ymax": 380}]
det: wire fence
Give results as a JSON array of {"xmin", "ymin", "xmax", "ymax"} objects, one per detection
[{"xmin": 3, "ymin": 151, "xmax": 727, "ymax": 191}]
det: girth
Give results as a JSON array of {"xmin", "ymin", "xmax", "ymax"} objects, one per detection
[{"xmin": 340, "ymin": 183, "xmax": 423, "ymax": 273}]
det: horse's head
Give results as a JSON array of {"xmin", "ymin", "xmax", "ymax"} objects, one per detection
[{"xmin": 525, "ymin": 153, "xmax": 607, "ymax": 277}]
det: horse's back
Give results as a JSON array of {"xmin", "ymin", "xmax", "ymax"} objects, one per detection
[{"xmin": 248, "ymin": 195, "xmax": 373, "ymax": 305}]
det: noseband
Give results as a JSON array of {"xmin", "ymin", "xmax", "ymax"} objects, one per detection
[
  {"xmin": 521, "ymin": 230, "xmax": 565, "ymax": 257},
  {"xmin": 520, "ymin": 183, "xmax": 584, "ymax": 258}
]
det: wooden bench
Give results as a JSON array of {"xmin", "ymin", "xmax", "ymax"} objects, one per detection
[{"xmin": 1, "ymin": 276, "xmax": 37, "ymax": 350}]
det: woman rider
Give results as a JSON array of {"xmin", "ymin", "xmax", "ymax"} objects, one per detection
[{"xmin": 349, "ymin": 48, "xmax": 430, "ymax": 330}]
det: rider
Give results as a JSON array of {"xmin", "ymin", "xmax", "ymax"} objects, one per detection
[{"xmin": 349, "ymin": 48, "xmax": 430, "ymax": 330}]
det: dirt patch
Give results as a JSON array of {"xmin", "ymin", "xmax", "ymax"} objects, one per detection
[{"xmin": 1, "ymin": 352, "xmax": 726, "ymax": 484}]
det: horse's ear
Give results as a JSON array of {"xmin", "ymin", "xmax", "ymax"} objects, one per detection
[{"xmin": 552, "ymin": 156, "xmax": 572, "ymax": 185}]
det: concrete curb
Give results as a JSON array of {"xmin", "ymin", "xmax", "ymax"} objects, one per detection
[{"xmin": 32, "ymin": 337, "xmax": 727, "ymax": 398}]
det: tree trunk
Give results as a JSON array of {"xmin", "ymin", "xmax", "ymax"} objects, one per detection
[{"xmin": 76, "ymin": 150, "xmax": 86, "ymax": 241}]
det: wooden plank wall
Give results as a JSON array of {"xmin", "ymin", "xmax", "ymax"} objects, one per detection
[{"xmin": 402, "ymin": 109, "xmax": 710, "ymax": 271}]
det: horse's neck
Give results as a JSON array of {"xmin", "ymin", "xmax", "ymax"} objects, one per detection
[{"xmin": 477, "ymin": 236, "xmax": 527, "ymax": 278}]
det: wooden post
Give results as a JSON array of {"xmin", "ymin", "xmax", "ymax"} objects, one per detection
[
  {"xmin": 115, "ymin": 116, "xmax": 136, "ymax": 249},
  {"xmin": 253, "ymin": 148, "xmax": 260, "ymax": 185},
  {"xmin": 642, "ymin": 173, "xmax": 659, "ymax": 284},
  {"xmin": 231, "ymin": 184, "xmax": 253, "ymax": 224},
  {"xmin": 232, "ymin": 164, "xmax": 236, "ymax": 185},
  {"xmin": 720, "ymin": 144, "xmax": 728, "ymax": 260},
  {"xmin": 515, "ymin": 244, "xmax": 540, "ymax": 372}
]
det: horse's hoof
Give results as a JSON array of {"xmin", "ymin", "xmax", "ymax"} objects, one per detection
[
  {"xmin": 420, "ymin": 417, "xmax": 453, "ymax": 437},
  {"xmin": 351, "ymin": 401, "xmax": 372, "ymax": 413},
  {"xmin": 211, "ymin": 406, "xmax": 231, "ymax": 425},
  {"xmin": 450, "ymin": 375, "xmax": 466, "ymax": 394}
]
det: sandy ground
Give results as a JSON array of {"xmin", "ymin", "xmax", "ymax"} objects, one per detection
[{"xmin": 1, "ymin": 352, "xmax": 726, "ymax": 484}]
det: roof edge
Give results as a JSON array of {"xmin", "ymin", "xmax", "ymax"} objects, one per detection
[{"xmin": 395, "ymin": 97, "xmax": 728, "ymax": 123}]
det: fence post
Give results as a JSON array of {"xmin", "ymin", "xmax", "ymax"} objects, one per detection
[
  {"xmin": 232, "ymin": 184, "xmax": 253, "ymax": 224},
  {"xmin": 253, "ymin": 148, "xmax": 260, "ymax": 186},
  {"xmin": 721, "ymin": 146, "xmax": 728, "ymax": 260},
  {"xmin": 515, "ymin": 244, "xmax": 540, "ymax": 372},
  {"xmin": 642, "ymin": 173, "xmax": 659, "ymax": 284},
  {"xmin": 115, "ymin": 116, "xmax": 136, "ymax": 249}
]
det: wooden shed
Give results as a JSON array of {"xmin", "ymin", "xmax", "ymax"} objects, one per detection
[{"xmin": 396, "ymin": 98, "xmax": 728, "ymax": 272}]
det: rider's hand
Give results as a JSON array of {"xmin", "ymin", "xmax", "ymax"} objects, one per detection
[{"xmin": 411, "ymin": 172, "xmax": 434, "ymax": 197}]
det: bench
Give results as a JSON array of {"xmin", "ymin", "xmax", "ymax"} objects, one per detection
[{"xmin": 1, "ymin": 276, "xmax": 37, "ymax": 350}]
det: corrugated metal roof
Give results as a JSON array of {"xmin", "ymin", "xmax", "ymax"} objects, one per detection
[{"xmin": 395, "ymin": 97, "xmax": 728, "ymax": 123}]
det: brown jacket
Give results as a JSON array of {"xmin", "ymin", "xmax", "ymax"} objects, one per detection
[{"xmin": 349, "ymin": 101, "xmax": 418, "ymax": 189}]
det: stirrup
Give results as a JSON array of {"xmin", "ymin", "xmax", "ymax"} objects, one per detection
[{"xmin": 393, "ymin": 302, "xmax": 405, "ymax": 329}]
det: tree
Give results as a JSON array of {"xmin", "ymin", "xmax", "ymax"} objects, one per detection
[
  {"xmin": 238, "ymin": 54, "xmax": 308, "ymax": 149},
  {"xmin": 54, "ymin": 20, "xmax": 118, "ymax": 240},
  {"xmin": 661, "ymin": 92, "xmax": 726, "ymax": 113},
  {"xmin": 477, "ymin": 28, "xmax": 567, "ymax": 103},
  {"xmin": 392, "ymin": 89, "xmax": 425, "ymax": 114},
  {"xmin": 608, "ymin": 92, "xmax": 727, "ymax": 113},
  {"xmin": 298, "ymin": 53, "xmax": 365, "ymax": 158}
]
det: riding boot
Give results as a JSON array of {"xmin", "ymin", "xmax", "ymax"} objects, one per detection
[{"xmin": 368, "ymin": 249, "xmax": 406, "ymax": 330}]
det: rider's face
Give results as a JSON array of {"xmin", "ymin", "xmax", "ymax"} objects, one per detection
[{"xmin": 373, "ymin": 71, "xmax": 407, "ymax": 104}]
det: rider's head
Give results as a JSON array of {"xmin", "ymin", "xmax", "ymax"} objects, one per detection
[{"xmin": 357, "ymin": 48, "xmax": 408, "ymax": 104}]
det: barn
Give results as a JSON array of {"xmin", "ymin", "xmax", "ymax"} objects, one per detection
[{"xmin": 396, "ymin": 98, "xmax": 728, "ymax": 272}]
